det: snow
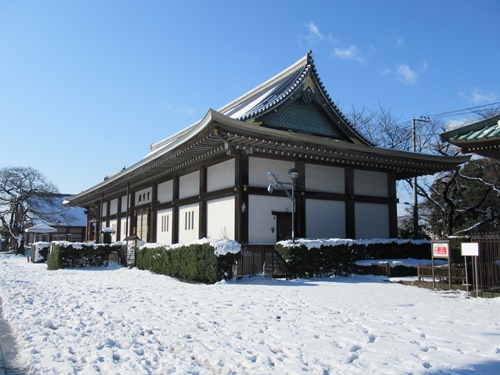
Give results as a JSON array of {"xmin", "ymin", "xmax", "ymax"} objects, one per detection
[
  {"xmin": 1, "ymin": 253, "xmax": 500, "ymax": 374},
  {"xmin": 355, "ymin": 258, "xmax": 447, "ymax": 268},
  {"xmin": 139, "ymin": 238, "xmax": 241, "ymax": 256}
]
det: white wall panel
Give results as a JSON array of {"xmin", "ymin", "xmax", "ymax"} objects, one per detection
[
  {"xmin": 121, "ymin": 195, "xmax": 128, "ymax": 213},
  {"xmin": 354, "ymin": 170, "xmax": 388, "ymax": 197},
  {"xmin": 156, "ymin": 208, "xmax": 173, "ymax": 245},
  {"xmin": 355, "ymin": 202, "xmax": 389, "ymax": 239},
  {"xmin": 248, "ymin": 195, "xmax": 291, "ymax": 244},
  {"xmin": 305, "ymin": 164, "xmax": 344, "ymax": 193},
  {"xmin": 178, "ymin": 203, "xmax": 199, "ymax": 243},
  {"xmin": 108, "ymin": 219, "xmax": 117, "ymax": 242},
  {"xmin": 306, "ymin": 199, "xmax": 345, "ymax": 238},
  {"xmin": 109, "ymin": 199, "xmax": 118, "ymax": 215},
  {"xmin": 157, "ymin": 180, "xmax": 173, "ymax": 203},
  {"xmin": 207, "ymin": 196, "xmax": 235, "ymax": 240},
  {"xmin": 179, "ymin": 171, "xmax": 200, "ymax": 199},
  {"xmin": 207, "ymin": 159, "xmax": 235, "ymax": 192},
  {"xmin": 249, "ymin": 157, "xmax": 295, "ymax": 188},
  {"xmin": 119, "ymin": 217, "xmax": 128, "ymax": 241}
]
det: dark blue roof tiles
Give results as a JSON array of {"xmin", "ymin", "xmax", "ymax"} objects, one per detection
[{"xmin": 221, "ymin": 54, "xmax": 311, "ymax": 121}]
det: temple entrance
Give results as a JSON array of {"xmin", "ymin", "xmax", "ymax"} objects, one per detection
[
  {"xmin": 275, "ymin": 212, "xmax": 292, "ymax": 241},
  {"xmin": 136, "ymin": 209, "xmax": 148, "ymax": 241}
]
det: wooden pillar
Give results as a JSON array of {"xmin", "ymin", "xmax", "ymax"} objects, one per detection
[
  {"xmin": 388, "ymin": 172, "xmax": 398, "ymax": 238},
  {"xmin": 295, "ymin": 160, "xmax": 306, "ymax": 238},
  {"xmin": 116, "ymin": 196, "xmax": 122, "ymax": 240},
  {"xmin": 345, "ymin": 167, "xmax": 355, "ymax": 239},
  {"xmin": 172, "ymin": 176, "xmax": 179, "ymax": 244},
  {"xmin": 199, "ymin": 167, "xmax": 207, "ymax": 239},
  {"xmin": 235, "ymin": 155, "xmax": 249, "ymax": 243},
  {"xmin": 150, "ymin": 184, "xmax": 158, "ymax": 242}
]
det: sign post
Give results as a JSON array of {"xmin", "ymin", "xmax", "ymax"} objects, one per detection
[
  {"xmin": 461, "ymin": 243, "xmax": 479, "ymax": 297},
  {"xmin": 431, "ymin": 241, "xmax": 450, "ymax": 289}
]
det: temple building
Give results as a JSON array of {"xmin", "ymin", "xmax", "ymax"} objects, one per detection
[
  {"xmin": 65, "ymin": 51, "xmax": 468, "ymax": 271},
  {"xmin": 441, "ymin": 114, "xmax": 500, "ymax": 160}
]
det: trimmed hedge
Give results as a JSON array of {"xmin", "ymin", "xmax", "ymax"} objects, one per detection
[
  {"xmin": 47, "ymin": 242, "xmax": 121, "ymax": 270},
  {"xmin": 135, "ymin": 243, "xmax": 239, "ymax": 284},
  {"xmin": 31, "ymin": 242, "xmax": 51, "ymax": 263},
  {"xmin": 275, "ymin": 240, "xmax": 430, "ymax": 278}
]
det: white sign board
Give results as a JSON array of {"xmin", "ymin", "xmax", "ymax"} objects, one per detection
[
  {"xmin": 461, "ymin": 242, "xmax": 479, "ymax": 257},
  {"xmin": 432, "ymin": 241, "xmax": 449, "ymax": 258}
]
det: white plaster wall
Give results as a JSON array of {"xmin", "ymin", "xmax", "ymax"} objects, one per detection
[
  {"xmin": 306, "ymin": 199, "xmax": 345, "ymax": 238},
  {"xmin": 108, "ymin": 219, "xmax": 118, "ymax": 243},
  {"xmin": 355, "ymin": 202, "xmax": 389, "ymax": 239},
  {"xmin": 157, "ymin": 180, "xmax": 173, "ymax": 204},
  {"xmin": 178, "ymin": 203, "xmax": 199, "ymax": 243},
  {"xmin": 179, "ymin": 171, "xmax": 200, "ymax": 199},
  {"xmin": 119, "ymin": 217, "xmax": 128, "ymax": 241},
  {"xmin": 305, "ymin": 164, "xmax": 344, "ymax": 193},
  {"xmin": 207, "ymin": 159, "xmax": 235, "ymax": 192},
  {"xmin": 156, "ymin": 208, "xmax": 173, "ymax": 245},
  {"xmin": 248, "ymin": 195, "xmax": 291, "ymax": 244},
  {"xmin": 109, "ymin": 199, "xmax": 118, "ymax": 215},
  {"xmin": 206, "ymin": 196, "xmax": 235, "ymax": 240},
  {"xmin": 354, "ymin": 170, "xmax": 388, "ymax": 197},
  {"xmin": 249, "ymin": 157, "xmax": 295, "ymax": 188},
  {"xmin": 121, "ymin": 195, "xmax": 128, "ymax": 213}
]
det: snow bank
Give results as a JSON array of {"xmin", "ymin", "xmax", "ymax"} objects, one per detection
[{"xmin": 1, "ymin": 253, "xmax": 499, "ymax": 374}]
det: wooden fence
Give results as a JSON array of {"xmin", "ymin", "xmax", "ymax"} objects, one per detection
[
  {"xmin": 471, "ymin": 232, "xmax": 500, "ymax": 291},
  {"xmin": 236, "ymin": 245, "xmax": 277, "ymax": 277}
]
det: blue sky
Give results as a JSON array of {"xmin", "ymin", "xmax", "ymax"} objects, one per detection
[{"xmin": 1, "ymin": 1, "xmax": 499, "ymax": 196}]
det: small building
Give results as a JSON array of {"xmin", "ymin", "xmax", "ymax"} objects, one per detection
[
  {"xmin": 25, "ymin": 195, "xmax": 86, "ymax": 244},
  {"xmin": 65, "ymin": 52, "xmax": 468, "ymax": 273},
  {"xmin": 440, "ymin": 114, "xmax": 500, "ymax": 159},
  {"xmin": 441, "ymin": 114, "xmax": 500, "ymax": 291}
]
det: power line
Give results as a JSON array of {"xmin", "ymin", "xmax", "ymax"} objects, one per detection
[
  {"xmin": 429, "ymin": 102, "xmax": 500, "ymax": 119},
  {"xmin": 395, "ymin": 102, "xmax": 500, "ymax": 128}
]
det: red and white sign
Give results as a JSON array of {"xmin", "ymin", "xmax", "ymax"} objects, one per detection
[{"xmin": 432, "ymin": 242, "xmax": 449, "ymax": 258}]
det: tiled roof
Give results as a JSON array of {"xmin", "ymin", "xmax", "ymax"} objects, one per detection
[
  {"xmin": 441, "ymin": 114, "xmax": 500, "ymax": 142},
  {"xmin": 441, "ymin": 114, "xmax": 500, "ymax": 159},
  {"xmin": 218, "ymin": 51, "xmax": 370, "ymax": 145}
]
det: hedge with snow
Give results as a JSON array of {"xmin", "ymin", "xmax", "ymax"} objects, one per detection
[{"xmin": 135, "ymin": 238, "xmax": 241, "ymax": 284}]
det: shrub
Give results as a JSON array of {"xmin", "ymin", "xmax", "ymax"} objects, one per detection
[
  {"xmin": 275, "ymin": 239, "xmax": 430, "ymax": 278},
  {"xmin": 135, "ymin": 242, "xmax": 240, "ymax": 284},
  {"xmin": 47, "ymin": 242, "xmax": 120, "ymax": 270},
  {"xmin": 31, "ymin": 242, "xmax": 51, "ymax": 263}
]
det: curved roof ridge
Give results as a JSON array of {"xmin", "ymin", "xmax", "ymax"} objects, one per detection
[{"xmin": 220, "ymin": 52, "xmax": 313, "ymax": 120}]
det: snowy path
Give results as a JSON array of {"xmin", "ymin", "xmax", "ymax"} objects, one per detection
[{"xmin": 1, "ymin": 253, "xmax": 499, "ymax": 374}]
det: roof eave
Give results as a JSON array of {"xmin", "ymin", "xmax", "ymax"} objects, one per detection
[{"xmin": 65, "ymin": 109, "xmax": 221, "ymax": 207}]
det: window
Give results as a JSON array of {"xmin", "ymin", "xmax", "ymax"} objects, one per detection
[
  {"xmin": 161, "ymin": 215, "xmax": 169, "ymax": 232},
  {"xmin": 185, "ymin": 210, "xmax": 195, "ymax": 230},
  {"xmin": 136, "ymin": 210, "xmax": 148, "ymax": 241}
]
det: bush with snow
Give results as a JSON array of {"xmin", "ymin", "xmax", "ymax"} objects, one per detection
[
  {"xmin": 31, "ymin": 242, "xmax": 51, "ymax": 263},
  {"xmin": 47, "ymin": 242, "xmax": 122, "ymax": 270},
  {"xmin": 275, "ymin": 238, "xmax": 430, "ymax": 278},
  {"xmin": 135, "ymin": 238, "xmax": 241, "ymax": 283}
]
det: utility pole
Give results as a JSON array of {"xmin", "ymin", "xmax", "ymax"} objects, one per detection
[{"xmin": 412, "ymin": 116, "xmax": 430, "ymax": 238}]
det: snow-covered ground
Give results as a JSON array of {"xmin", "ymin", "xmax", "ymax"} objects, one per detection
[{"xmin": 1, "ymin": 253, "xmax": 499, "ymax": 374}]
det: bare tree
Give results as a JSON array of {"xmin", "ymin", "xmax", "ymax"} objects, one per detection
[
  {"xmin": 348, "ymin": 105, "xmax": 500, "ymax": 237},
  {"xmin": 0, "ymin": 166, "xmax": 74, "ymax": 254}
]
